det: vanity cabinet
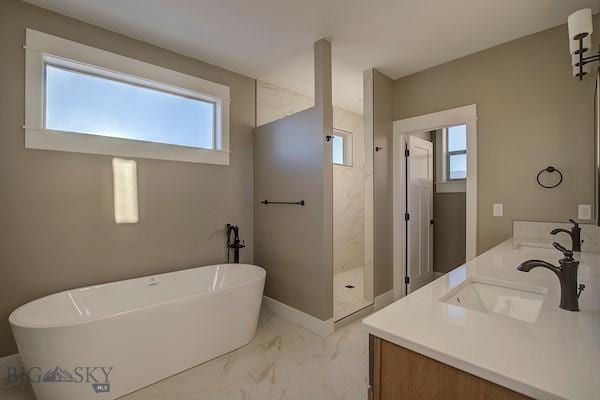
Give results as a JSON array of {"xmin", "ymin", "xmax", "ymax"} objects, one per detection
[{"xmin": 368, "ymin": 335, "xmax": 532, "ymax": 400}]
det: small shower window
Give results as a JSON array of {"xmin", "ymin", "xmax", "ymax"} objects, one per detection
[{"xmin": 332, "ymin": 129, "xmax": 353, "ymax": 167}]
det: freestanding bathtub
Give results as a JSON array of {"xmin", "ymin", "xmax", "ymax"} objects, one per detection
[{"xmin": 9, "ymin": 263, "xmax": 266, "ymax": 400}]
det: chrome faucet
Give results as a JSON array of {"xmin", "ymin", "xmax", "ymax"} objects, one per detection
[
  {"xmin": 517, "ymin": 242, "xmax": 585, "ymax": 311},
  {"xmin": 550, "ymin": 219, "xmax": 582, "ymax": 252}
]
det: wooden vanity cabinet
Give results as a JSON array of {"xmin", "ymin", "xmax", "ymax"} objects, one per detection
[{"xmin": 368, "ymin": 335, "xmax": 532, "ymax": 400}]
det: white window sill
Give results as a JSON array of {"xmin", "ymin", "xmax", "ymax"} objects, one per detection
[
  {"xmin": 435, "ymin": 180, "xmax": 466, "ymax": 193},
  {"xmin": 25, "ymin": 128, "xmax": 230, "ymax": 165}
]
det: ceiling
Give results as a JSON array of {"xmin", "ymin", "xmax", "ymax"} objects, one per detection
[{"xmin": 24, "ymin": 0, "xmax": 599, "ymax": 114}]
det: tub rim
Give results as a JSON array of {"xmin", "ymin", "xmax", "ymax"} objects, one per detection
[{"xmin": 9, "ymin": 263, "xmax": 266, "ymax": 329}]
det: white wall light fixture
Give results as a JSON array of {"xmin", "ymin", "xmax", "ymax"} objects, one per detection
[
  {"xmin": 568, "ymin": 8, "xmax": 598, "ymax": 80},
  {"xmin": 112, "ymin": 158, "xmax": 139, "ymax": 224}
]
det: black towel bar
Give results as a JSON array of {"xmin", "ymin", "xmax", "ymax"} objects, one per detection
[{"xmin": 260, "ymin": 200, "xmax": 305, "ymax": 206}]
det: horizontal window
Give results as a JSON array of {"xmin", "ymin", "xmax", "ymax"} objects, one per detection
[
  {"xmin": 25, "ymin": 29, "xmax": 230, "ymax": 165},
  {"xmin": 45, "ymin": 65, "xmax": 216, "ymax": 149}
]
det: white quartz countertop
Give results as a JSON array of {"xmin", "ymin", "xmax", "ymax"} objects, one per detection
[{"xmin": 362, "ymin": 239, "xmax": 600, "ymax": 400}]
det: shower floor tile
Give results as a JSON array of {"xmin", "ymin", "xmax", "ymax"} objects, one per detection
[
  {"xmin": 2, "ymin": 309, "xmax": 369, "ymax": 400},
  {"xmin": 334, "ymin": 267, "xmax": 372, "ymax": 321}
]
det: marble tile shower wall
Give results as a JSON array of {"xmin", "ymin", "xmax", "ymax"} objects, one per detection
[{"xmin": 256, "ymin": 81, "xmax": 367, "ymax": 274}]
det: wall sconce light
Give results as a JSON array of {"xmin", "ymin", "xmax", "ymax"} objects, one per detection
[
  {"xmin": 112, "ymin": 158, "xmax": 139, "ymax": 224},
  {"xmin": 568, "ymin": 8, "xmax": 599, "ymax": 80}
]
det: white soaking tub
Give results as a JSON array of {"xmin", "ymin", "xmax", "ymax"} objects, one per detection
[{"xmin": 9, "ymin": 264, "xmax": 266, "ymax": 400}]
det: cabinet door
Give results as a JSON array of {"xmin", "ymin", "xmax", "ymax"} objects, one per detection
[{"xmin": 370, "ymin": 336, "xmax": 532, "ymax": 400}]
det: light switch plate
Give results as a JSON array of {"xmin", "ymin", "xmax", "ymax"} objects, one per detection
[
  {"xmin": 493, "ymin": 203, "xmax": 503, "ymax": 217},
  {"xmin": 578, "ymin": 204, "xmax": 592, "ymax": 220}
]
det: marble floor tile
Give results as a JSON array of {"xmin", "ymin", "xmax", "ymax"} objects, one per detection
[
  {"xmin": 338, "ymin": 381, "xmax": 368, "ymax": 400},
  {"xmin": 0, "ymin": 377, "xmax": 36, "ymax": 400},
  {"xmin": 274, "ymin": 374, "xmax": 337, "ymax": 400},
  {"xmin": 309, "ymin": 350, "xmax": 368, "ymax": 400},
  {"xmin": 1, "ymin": 309, "xmax": 370, "ymax": 400}
]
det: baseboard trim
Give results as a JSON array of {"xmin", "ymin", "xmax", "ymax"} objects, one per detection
[
  {"xmin": 374, "ymin": 289, "xmax": 396, "ymax": 311},
  {"xmin": 262, "ymin": 296, "xmax": 334, "ymax": 337},
  {"xmin": 0, "ymin": 354, "xmax": 22, "ymax": 379}
]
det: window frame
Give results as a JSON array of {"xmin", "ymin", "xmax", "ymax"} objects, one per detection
[
  {"xmin": 332, "ymin": 129, "xmax": 353, "ymax": 167},
  {"xmin": 25, "ymin": 29, "xmax": 231, "ymax": 165},
  {"xmin": 445, "ymin": 125, "xmax": 467, "ymax": 181}
]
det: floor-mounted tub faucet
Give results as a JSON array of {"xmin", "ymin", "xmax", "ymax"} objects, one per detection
[
  {"xmin": 226, "ymin": 224, "xmax": 246, "ymax": 263},
  {"xmin": 550, "ymin": 219, "xmax": 582, "ymax": 252},
  {"xmin": 517, "ymin": 242, "xmax": 585, "ymax": 311}
]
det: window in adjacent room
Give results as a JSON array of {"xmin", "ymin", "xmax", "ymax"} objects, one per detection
[
  {"xmin": 446, "ymin": 124, "xmax": 467, "ymax": 180},
  {"xmin": 332, "ymin": 129, "xmax": 353, "ymax": 166}
]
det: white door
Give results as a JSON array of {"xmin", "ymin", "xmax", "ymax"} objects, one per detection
[{"xmin": 406, "ymin": 136, "xmax": 434, "ymax": 293}]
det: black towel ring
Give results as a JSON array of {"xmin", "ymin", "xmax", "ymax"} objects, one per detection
[{"xmin": 536, "ymin": 166, "xmax": 563, "ymax": 189}]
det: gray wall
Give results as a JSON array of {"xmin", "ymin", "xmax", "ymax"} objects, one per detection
[
  {"xmin": 434, "ymin": 193, "xmax": 466, "ymax": 274},
  {"xmin": 371, "ymin": 70, "xmax": 395, "ymax": 296},
  {"xmin": 254, "ymin": 40, "xmax": 334, "ymax": 321},
  {"xmin": 254, "ymin": 81, "xmax": 367, "ymax": 276},
  {"xmin": 432, "ymin": 131, "xmax": 466, "ymax": 274},
  {"xmin": 254, "ymin": 109, "xmax": 333, "ymax": 319},
  {"xmin": 0, "ymin": 0, "xmax": 255, "ymax": 357},
  {"xmin": 393, "ymin": 22, "xmax": 596, "ymax": 254}
]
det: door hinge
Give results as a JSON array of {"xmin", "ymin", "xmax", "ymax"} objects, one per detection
[
  {"xmin": 404, "ymin": 276, "xmax": 410, "ymax": 285},
  {"xmin": 404, "ymin": 213, "xmax": 410, "ymax": 221},
  {"xmin": 404, "ymin": 149, "xmax": 410, "ymax": 157}
]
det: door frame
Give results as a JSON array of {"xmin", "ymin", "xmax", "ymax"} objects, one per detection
[{"xmin": 392, "ymin": 104, "xmax": 477, "ymax": 298}]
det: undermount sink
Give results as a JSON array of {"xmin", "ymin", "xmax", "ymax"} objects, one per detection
[
  {"xmin": 440, "ymin": 278, "xmax": 547, "ymax": 323},
  {"xmin": 513, "ymin": 242, "xmax": 560, "ymax": 254}
]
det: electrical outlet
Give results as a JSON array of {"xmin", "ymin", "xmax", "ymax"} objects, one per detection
[
  {"xmin": 493, "ymin": 203, "xmax": 503, "ymax": 217},
  {"xmin": 578, "ymin": 204, "xmax": 592, "ymax": 220}
]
